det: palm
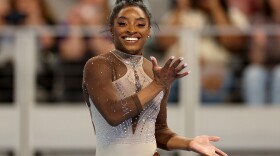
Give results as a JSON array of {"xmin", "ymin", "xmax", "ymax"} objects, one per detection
[
  {"xmin": 150, "ymin": 56, "xmax": 189, "ymax": 87},
  {"xmin": 189, "ymin": 135, "xmax": 228, "ymax": 156}
]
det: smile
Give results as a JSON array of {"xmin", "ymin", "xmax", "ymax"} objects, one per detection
[
  {"xmin": 121, "ymin": 36, "xmax": 140, "ymax": 44},
  {"xmin": 125, "ymin": 37, "xmax": 139, "ymax": 41}
]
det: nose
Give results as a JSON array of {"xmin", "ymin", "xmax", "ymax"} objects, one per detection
[{"xmin": 127, "ymin": 24, "xmax": 136, "ymax": 34}]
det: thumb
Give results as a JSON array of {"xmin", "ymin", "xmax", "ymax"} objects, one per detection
[
  {"xmin": 208, "ymin": 136, "xmax": 221, "ymax": 142},
  {"xmin": 150, "ymin": 56, "xmax": 159, "ymax": 68}
]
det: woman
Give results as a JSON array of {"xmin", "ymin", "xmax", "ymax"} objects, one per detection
[{"xmin": 83, "ymin": 0, "xmax": 228, "ymax": 155}]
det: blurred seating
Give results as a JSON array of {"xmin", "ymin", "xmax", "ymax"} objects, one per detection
[
  {"xmin": 52, "ymin": 0, "xmax": 114, "ymax": 102},
  {"xmin": 156, "ymin": 0, "xmax": 249, "ymax": 104},
  {"xmin": 3, "ymin": 0, "xmax": 58, "ymax": 102},
  {"xmin": 242, "ymin": 0, "xmax": 280, "ymax": 105},
  {"xmin": 0, "ymin": 0, "xmax": 14, "ymax": 103},
  {"xmin": 1, "ymin": 0, "xmax": 280, "ymax": 106}
]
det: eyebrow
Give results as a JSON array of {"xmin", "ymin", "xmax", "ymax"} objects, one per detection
[{"xmin": 117, "ymin": 16, "xmax": 146, "ymax": 21}]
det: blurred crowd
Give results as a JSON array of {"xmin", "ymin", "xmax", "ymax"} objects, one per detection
[{"xmin": 0, "ymin": 0, "xmax": 279, "ymax": 106}]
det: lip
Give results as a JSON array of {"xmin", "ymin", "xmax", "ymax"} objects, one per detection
[{"xmin": 121, "ymin": 36, "xmax": 141, "ymax": 44}]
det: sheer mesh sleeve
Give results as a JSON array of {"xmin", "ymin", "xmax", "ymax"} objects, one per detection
[
  {"xmin": 83, "ymin": 56, "xmax": 143, "ymax": 126},
  {"xmin": 155, "ymin": 86, "xmax": 177, "ymax": 150}
]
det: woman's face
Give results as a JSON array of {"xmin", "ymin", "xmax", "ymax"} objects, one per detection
[{"xmin": 112, "ymin": 6, "xmax": 150, "ymax": 55}]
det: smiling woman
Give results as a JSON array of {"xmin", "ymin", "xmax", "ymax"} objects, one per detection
[
  {"xmin": 111, "ymin": 6, "xmax": 150, "ymax": 54},
  {"xmin": 82, "ymin": 0, "xmax": 228, "ymax": 156}
]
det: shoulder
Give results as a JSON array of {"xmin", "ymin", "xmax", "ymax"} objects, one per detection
[
  {"xmin": 83, "ymin": 53, "xmax": 114, "ymax": 75},
  {"xmin": 85, "ymin": 53, "xmax": 112, "ymax": 68},
  {"xmin": 143, "ymin": 57, "xmax": 152, "ymax": 66}
]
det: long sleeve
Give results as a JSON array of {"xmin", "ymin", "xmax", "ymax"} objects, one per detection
[
  {"xmin": 155, "ymin": 86, "xmax": 177, "ymax": 150},
  {"xmin": 83, "ymin": 56, "xmax": 143, "ymax": 126},
  {"xmin": 83, "ymin": 55, "xmax": 164, "ymax": 127}
]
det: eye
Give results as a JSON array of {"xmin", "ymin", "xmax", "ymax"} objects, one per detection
[
  {"xmin": 138, "ymin": 23, "xmax": 146, "ymax": 27},
  {"xmin": 118, "ymin": 22, "xmax": 126, "ymax": 26}
]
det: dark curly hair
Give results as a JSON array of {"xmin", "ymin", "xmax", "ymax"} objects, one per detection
[{"xmin": 108, "ymin": 0, "xmax": 153, "ymax": 27}]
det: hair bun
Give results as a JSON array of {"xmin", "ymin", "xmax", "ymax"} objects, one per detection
[{"xmin": 115, "ymin": 0, "xmax": 144, "ymax": 5}]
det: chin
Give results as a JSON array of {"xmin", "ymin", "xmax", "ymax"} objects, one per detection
[{"xmin": 118, "ymin": 47, "xmax": 143, "ymax": 55}]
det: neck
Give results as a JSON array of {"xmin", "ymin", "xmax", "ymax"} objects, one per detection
[
  {"xmin": 114, "ymin": 46, "xmax": 143, "ymax": 56},
  {"xmin": 112, "ymin": 49, "xmax": 143, "ymax": 67}
]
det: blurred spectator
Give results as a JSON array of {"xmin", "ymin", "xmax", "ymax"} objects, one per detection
[
  {"xmin": 242, "ymin": 0, "xmax": 280, "ymax": 105},
  {"xmin": 0, "ymin": 0, "xmax": 14, "ymax": 102},
  {"xmin": 6, "ymin": 0, "xmax": 58, "ymax": 102},
  {"xmin": 228, "ymin": 0, "xmax": 262, "ymax": 19},
  {"xmin": 0, "ymin": 0, "xmax": 10, "ymax": 26},
  {"xmin": 77, "ymin": 0, "xmax": 114, "ymax": 55},
  {"xmin": 53, "ymin": 0, "xmax": 114, "ymax": 102},
  {"xmin": 157, "ymin": 0, "xmax": 249, "ymax": 103}
]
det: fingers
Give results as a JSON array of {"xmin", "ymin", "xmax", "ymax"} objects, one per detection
[
  {"xmin": 150, "ymin": 56, "xmax": 159, "ymax": 68},
  {"xmin": 215, "ymin": 147, "xmax": 228, "ymax": 156},
  {"xmin": 175, "ymin": 63, "xmax": 188, "ymax": 73},
  {"xmin": 209, "ymin": 136, "xmax": 227, "ymax": 156},
  {"xmin": 151, "ymin": 56, "xmax": 190, "ymax": 81},
  {"xmin": 176, "ymin": 71, "xmax": 191, "ymax": 78},
  {"xmin": 171, "ymin": 57, "xmax": 184, "ymax": 69},
  {"xmin": 163, "ymin": 56, "xmax": 175, "ymax": 69},
  {"xmin": 208, "ymin": 136, "xmax": 220, "ymax": 142},
  {"xmin": 164, "ymin": 56, "xmax": 187, "ymax": 71},
  {"xmin": 158, "ymin": 56, "xmax": 187, "ymax": 71}
]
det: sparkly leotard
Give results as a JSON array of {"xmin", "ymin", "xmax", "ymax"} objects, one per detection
[{"xmin": 83, "ymin": 50, "xmax": 176, "ymax": 156}]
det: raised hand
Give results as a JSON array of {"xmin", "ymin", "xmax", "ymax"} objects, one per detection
[
  {"xmin": 189, "ymin": 135, "xmax": 228, "ymax": 156},
  {"xmin": 150, "ymin": 56, "xmax": 190, "ymax": 88}
]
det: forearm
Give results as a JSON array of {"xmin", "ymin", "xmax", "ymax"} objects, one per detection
[
  {"xmin": 104, "ymin": 80, "xmax": 164, "ymax": 125},
  {"xmin": 137, "ymin": 80, "xmax": 165, "ymax": 107},
  {"xmin": 97, "ymin": 80, "xmax": 164, "ymax": 126}
]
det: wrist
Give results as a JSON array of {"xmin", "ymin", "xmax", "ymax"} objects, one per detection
[
  {"xmin": 152, "ymin": 80, "xmax": 166, "ymax": 90},
  {"xmin": 184, "ymin": 138, "xmax": 193, "ymax": 151}
]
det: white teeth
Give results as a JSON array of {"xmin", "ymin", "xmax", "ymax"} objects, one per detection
[{"xmin": 125, "ymin": 37, "xmax": 138, "ymax": 41}]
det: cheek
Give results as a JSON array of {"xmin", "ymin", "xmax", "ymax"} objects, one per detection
[
  {"xmin": 140, "ymin": 28, "xmax": 150, "ymax": 36},
  {"xmin": 113, "ymin": 27, "xmax": 124, "ymax": 36}
]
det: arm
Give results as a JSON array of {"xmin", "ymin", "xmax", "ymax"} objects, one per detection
[
  {"xmin": 155, "ymin": 86, "xmax": 191, "ymax": 150},
  {"xmin": 83, "ymin": 56, "xmax": 164, "ymax": 126},
  {"xmin": 149, "ymin": 54, "xmax": 228, "ymax": 155},
  {"xmin": 155, "ymin": 87, "xmax": 228, "ymax": 156}
]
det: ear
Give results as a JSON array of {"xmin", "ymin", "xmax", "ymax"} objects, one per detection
[
  {"xmin": 147, "ymin": 26, "xmax": 151, "ymax": 37},
  {"xmin": 110, "ymin": 27, "xmax": 113, "ymax": 35}
]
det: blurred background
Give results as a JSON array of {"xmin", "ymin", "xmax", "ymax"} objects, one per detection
[{"xmin": 0, "ymin": 0, "xmax": 280, "ymax": 156}]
